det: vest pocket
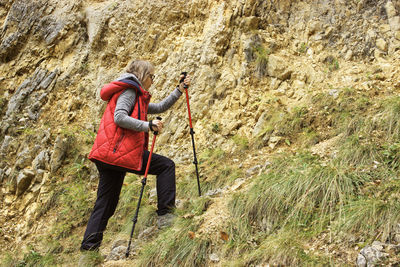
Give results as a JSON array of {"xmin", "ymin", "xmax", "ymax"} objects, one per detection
[{"xmin": 113, "ymin": 131, "xmax": 125, "ymax": 153}]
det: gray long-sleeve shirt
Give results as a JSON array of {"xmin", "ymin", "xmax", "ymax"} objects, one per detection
[{"xmin": 114, "ymin": 73, "xmax": 182, "ymax": 132}]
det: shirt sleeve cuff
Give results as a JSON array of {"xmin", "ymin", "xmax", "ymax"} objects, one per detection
[{"xmin": 175, "ymin": 86, "xmax": 183, "ymax": 96}]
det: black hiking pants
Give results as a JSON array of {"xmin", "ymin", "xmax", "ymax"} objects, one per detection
[{"xmin": 80, "ymin": 150, "xmax": 176, "ymax": 251}]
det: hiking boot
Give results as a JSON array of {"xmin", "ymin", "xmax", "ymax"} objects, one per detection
[{"xmin": 157, "ymin": 213, "xmax": 176, "ymax": 229}]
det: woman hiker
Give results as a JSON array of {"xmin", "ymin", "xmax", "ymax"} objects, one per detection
[{"xmin": 80, "ymin": 60, "xmax": 191, "ymax": 251}]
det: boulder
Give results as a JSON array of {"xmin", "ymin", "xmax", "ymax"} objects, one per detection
[
  {"xmin": 221, "ymin": 119, "xmax": 242, "ymax": 136},
  {"xmin": 32, "ymin": 150, "xmax": 50, "ymax": 171},
  {"xmin": 15, "ymin": 148, "xmax": 33, "ymax": 170},
  {"xmin": 356, "ymin": 241, "xmax": 388, "ymax": 267},
  {"xmin": 267, "ymin": 55, "xmax": 292, "ymax": 80},
  {"xmin": 16, "ymin": 169, "xmax": 35, "ymax": 196}
]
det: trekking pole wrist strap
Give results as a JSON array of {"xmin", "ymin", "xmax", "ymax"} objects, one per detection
[
  {"xmin": 149, "ymin": 120, "xmax": 154, "ymax": 131},
  {"xmin": 176, "ymin": 85, "xmax": 183, "ymax": 93}
]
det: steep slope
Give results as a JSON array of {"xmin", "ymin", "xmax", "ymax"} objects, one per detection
[{"xmin": 1, "ymin": 0, "xmax": 400, "ymax": 266}]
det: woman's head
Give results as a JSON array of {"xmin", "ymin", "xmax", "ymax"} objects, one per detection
[{"xmin": 126, "ymin": 60, "xmax": 155, "ymax": 90}]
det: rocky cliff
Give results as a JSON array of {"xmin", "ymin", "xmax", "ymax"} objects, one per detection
[{"xmin": 1, "ymin": 0, "xmax": 400, "ymax": 266}]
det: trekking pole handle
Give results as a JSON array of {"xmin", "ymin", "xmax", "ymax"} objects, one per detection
[
  {"xmin": 153, "ymin": 116, "xmax": 162, "ymax": 135},
  {"xmin": 180, "ymin": 72, "xmax": 189, "ymax": 89}
]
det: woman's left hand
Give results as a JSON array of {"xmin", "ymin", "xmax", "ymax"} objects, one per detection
[{"xmin": 178, "ymin": 75, "xmax": 191, "ymax": 92}]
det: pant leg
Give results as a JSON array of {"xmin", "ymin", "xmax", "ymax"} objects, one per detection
[
  {"xmin": 80, "ymin": 163, "xmax": 126, "ymax": 251},
  {"xmin": 141, "ymin": 151, "xmax": 176, "ymax": 215}
]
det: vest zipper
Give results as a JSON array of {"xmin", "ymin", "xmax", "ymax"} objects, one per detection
[
  {"xmin": 113, "ymin": 131, "xmax": 125, "ymax": 153},
  {"xmin": 137, "ymin": 98, "xmax": 141, "ymax": 120}
]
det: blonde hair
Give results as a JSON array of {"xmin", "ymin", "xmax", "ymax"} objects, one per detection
[{"xmin": 126, "ymin": 60, "xmax": 154, "ymax": 84}]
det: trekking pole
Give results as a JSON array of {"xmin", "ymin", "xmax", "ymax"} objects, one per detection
[
  {"xmin": 126, "ymin": 117, "xmax": 162, "ymax": 258},
  {"xmin": 181, "ymin": 72, "xmax": 201, "ymax": 196}
]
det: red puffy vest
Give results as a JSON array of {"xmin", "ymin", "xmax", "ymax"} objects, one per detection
[{"xmin": 88, "ymin": 80, "xmax": 152, "ymax": 171}]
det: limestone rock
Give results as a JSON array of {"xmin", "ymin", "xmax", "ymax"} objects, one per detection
[
  {"xmin": 253, "ymin": 111, "xmax": 269, "ymax": 137},
  {"xmin": 0, "ymin": 136, "xmax": 13, "ymax": 155},
  {"xmin": 221, "ymin": 119, "xmax": 242, "ymax": 136},
  {"xmin": 32, "ymin": 150, "xmax": 50, "ymax": 171},
  {"xmin": 16, "ymin": 169, "xmax": 35, "ymax": 196},
  {"xmin": 344, "ymin": 49, "xmax": 353, "ymax": 61},
  {"xmin": 85, "ymin": 4, "xmax": 112, "ymax": 45},
  {"xmin": 240, "ymin": 16, "xmax": 259, "ymax": 31},
  {"xmin": 209, "ymin": 253, "xmax": 220, "ymax": 262},
  {"xmin": 395, "ymin": 31, "xmax": 400, "ymax": 40},
  {"xmin": 107, "ymin": 245, "xmax": 128, "ymax": 261},
  {"xmin": 0, "ymin": 1, "xmax": 47, "ymax": 62},
  {"xmin": 246, "ymin": 165, "xmax": 262, "ymax": 177},
  {"xmin": 15, "ymin": 148, "xmax": 33, "ymax": 170},
  {"xmin": 275, "ymin": 81, "xmax": 289, "ymax": 96},
  {"xmin": 138, "ymin": 226, "xmax": 158, "ymax": 240},
  {"xmin": 376, "ymin": 38, "xmax": 388, "ymax": 52},
  {"xmin": 50, "ymin": 136, "xmax": 69, "ymax": 173},
  {"xmin": 204, "ymin": 188, "xmax": 224, "ymax": 197},
  {"xmin": 267, "ymin": 55, "xmax": 292, "ymax": 80},
  {"xmin": 356, "ymin": 242, "xmax": 389, "ymax": 267},
  {"xmin": 393, "ymin": 223, "xmax": 400, "ymax": 243},
  {"xmin": 389, "ymin": 16, "xmax": 400, "ymax": 32},
  {"xmin": 5, "ymin": 68, "xmax": 57, "ymax": 119},
  {"xmin": 269, "ymin": 136, "xmax": 282, "ymax": 149},
  {"xmin": 385, "ymin": 2, "xmax": 397, "ymax": 19}
]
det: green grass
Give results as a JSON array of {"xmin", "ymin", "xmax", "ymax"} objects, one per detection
[
  {"xmin": 230, "ymin": 152, "xmax": 371, "ymax": 232},
  {"xmin": 253, "ymin": 44, "xmax": 269, "ymax": 78},
  {"xmin": 0, "ymin": 249, "xmax": 57, "ymax": 267},
  {"xmin": 334, "ymin": 196, "xmax": 400, "ymax": 242},
  {"xmin": 188, "ymin": 148, "xmax": 244, "ymax": 194},
  {"xmin": 221, "ymin": 95, "xmax": 400, "ymax": 264},
  {"xmin": 137, "ymin": 218, "xmax": 210, "ymax": 267},
  {"xmin": 225, "ymin": 228, "xmax": 334, "ymax": 266},
  {"xmin": 50, "ymin": 180, "xmax": 93, "ymax": 239},
  {"xmin": 298, "ymin": 42, "xmax": 308, "ymax": 54},
  {"xmin": 232, "ymin": 134, "xmax": 249, "ymax": 151}
]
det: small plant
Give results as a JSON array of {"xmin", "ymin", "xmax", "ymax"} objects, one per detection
[
  {"xmin": 382, "ymin": 142, "xmax": 400, "ymax": 167},
  {"xmin": 329, "ymin": 59, "xmax": 339, "ymax": 71},
  {"xmin": 324, "ymin": 55, "xmax": 340, "ymax": 72},
  {"xmin": 298, "ymin": 42, "xmax": 308, "ymax": 54},
  {"xmin": 254, "ymin": 44, "xmax": 269, "ymax": 78},
  {"xmin": 211, "ymin": 123, "xmax": 220, "ymax": 133},
  {"xmin": 16, "ymin": 127, "xmax": 36, "ymax": 136},
  {"xmin": 232, "ymin": 134, "xmax": 249, "ymax": 151}
]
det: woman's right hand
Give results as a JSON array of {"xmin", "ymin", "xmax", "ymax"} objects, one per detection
[
  {"xmin": 150, "ymin": 119, "xmax": 163, "ymax": 133},
  {"xmin": 178, "ymin": 74, "xmax": 191, "ymax": 93}
]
